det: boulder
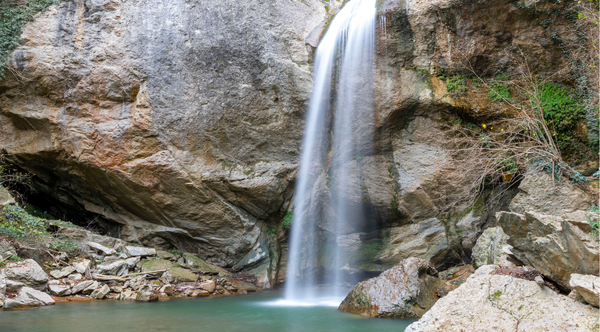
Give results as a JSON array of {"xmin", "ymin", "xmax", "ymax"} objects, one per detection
[
  {"xmin": 405, "ymin": 266, "xmax": 599, "ymax": 332},
  {"xmin": 498, "ymin": 211, "xmax": 599, "ymax": 290},
  {"xmin": 189, "ymin": 289, "xmax": 210, "ymax": 297},
  {"xmin": 48, "ymin": 284, "xmax": 72, "ymax": 297},
  {"xmin": 198, "ymin": 280, "xmax": 216, "ymax": 293},
  {"xmin": 4, "ymin": 287, "xmax": 55, "ymax": 309},
  {"xmin": 86, "ymin": 242, "xmax": 117, "ymax": 256},
  {"xmin": 73, "ymin": 259, "xmax": 92, "ymax": 274},
  {"xmin": 125, "ymin": 246, "xmax": 157, "ymax": 257},
  {"xmin": 510, "ymin": 172, "xmax": 592, "ymax": 215},
  {"xmin": 139, "ymin": 259, "xmax": 177, "ymax": 273},
  {"xmin": 96, "ymin": 257, "xmax": 140, "ymax": 276},
  {"xmin": 90, "ymin": 284, "xmax": 111, "ymax": 299},
  {"xmin": 570, "ymin": 274, "xmax": 599, "ymax": 307},
  {"xmin": 157, "ymin": 250, "xmax": 177, "ymax": 261},
  {"xmin": 3, "ymin": 259, "xmax": 49, "ymax": 292},
  {"xmin": 339, "ymin": 258, "xmax": 446, "ymax": 318},
  {"xmin": 71, "ymin": 280, "xmax": 95, "ymax": 294},
  {"xmin": 135, "ymin": 291, "xmax": 158, "ymax": 302},
  {"xmin": 160, "ymin": 285, "xmax": 173, "ymax": 295},
  {"xmin": 169, "ymin": 267, "xmax": 199, "ymax": 283},
  {"xmin": 471, "ymin": 227, "xmax": 513, "ymax": 268},
  {"xmin": 49, "ymin": 266, "xmax": 76, "ymax": 279},
  {"xmin": 183, "ymin": 253, "xmax": 229, "ymax": 276},
  {"xmin": 81, "ymin": 281, "xmax": 100, "ymax": 295},
  {"xmin": 225, "ymin": 280, "xmax": 257, "ymax": 293},
  {"xmin": 68, "ymin": 273, "xmax": 83, "ymax": 280},
  {"xmin": 0, "ymin": 187, "xmax": 16, "ymax": 209}
]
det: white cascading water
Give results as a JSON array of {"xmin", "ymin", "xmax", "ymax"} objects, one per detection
[{"xmin": 284, "ymin": 0, "xmax": 377, "ymax": 304}]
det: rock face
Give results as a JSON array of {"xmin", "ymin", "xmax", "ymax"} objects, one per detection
[
  {"xmin": 0, "ymin": 187, "xmax": 16, "ymax": 209},
  {"xmin": 570, "ymin": 274, "xmax": 599, "ymax": 307},
  {"xmin": 339, "ymin": 258, "xmax": 446, "ymax": 318},
  {"xmin": 498, "ymin": 211, "xmax": 599, "ymax": 291},
  {"xmin": 471, "ymin": 227, "xmax": 512, "ymax": 268},
  {"xmin": 405, "ymin": 266, "xmax": 599, "ymax": 332},
  {"xmin": 0, "ymin": 272, "xmax": 5, "ymax": 308},
  {"xmin": 0, "ymin": 0, "xmax": 586, "ymax": 281},
  {"xmin": 3, "ymin": 259, "xmax": 49, "ymax": 292},
  {"xmin": 510, "ymin": 172, "xmax": 593, "ymax": 215}
]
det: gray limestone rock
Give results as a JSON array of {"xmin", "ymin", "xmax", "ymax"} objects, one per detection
[
  {"xmin": 570, "ymin": 274, "xmax": 599, "ymax": 307},
  {"xmin": 3, "ymin": 259, "xmax": 49, "ymax": 292}
]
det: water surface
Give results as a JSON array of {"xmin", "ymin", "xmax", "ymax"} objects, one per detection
[{"xmin": 0, "ymin": 290, "xmax": 414, "ymax": 332}]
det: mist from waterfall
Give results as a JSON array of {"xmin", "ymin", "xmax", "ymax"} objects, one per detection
[{"xmin": 284, "ymin": 0, "xmax": 376, "ymax": 303}]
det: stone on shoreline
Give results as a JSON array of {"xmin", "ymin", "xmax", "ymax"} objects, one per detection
[
  {"xmin": 48, "ymin": 284, "xmax": 72, "ymax": 296},
  {"xmin": 90, "ymin": 284, "xmax": 110, "ymax": 299},
  {"xmin": 3, "ymin": 259, "xmax": 49, "ymax": 292},
  {"xmin": 50, "ymin": 266, "xmax": 76, "ymax": 279},
  {"xmin": 339, "ymin": 257, "xmax": 446, "ymax": 318},
  {"xmin": 135, "ymin": 291, "xmax": 158, "ymax": 302},
  {"xmin": 4, "ymin": 287, "xmax": 55, "ymax": 309},
  {"xmin": 71, "ymin": 280, "xmax": 95, "ymax": 294}
]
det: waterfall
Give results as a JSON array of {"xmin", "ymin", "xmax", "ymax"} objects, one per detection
[{"xmin": 285, "ymin": 0, "xmax": 377, "ymax": 303}]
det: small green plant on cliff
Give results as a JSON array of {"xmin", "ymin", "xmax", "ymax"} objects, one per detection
[
  {"xmin": 487, "ymin": 74, "xmax": 512, "ymax": 102},
  {"xmin": 446, "ymin": 75, "xmax": 467, "ymax": 96},
  {"xmin": 588, "ymin": 205, "xmax": 600, "ymax": 241},
  {"xmin": 282, "ymin": 210, "xmax": 293, "ymax": 230},
  {"xmin": 0, "ymin": 205, "xmax": 48, "ymax": 240},
  {"xmin": 51, "ymin": 240, "xmax": 80, "ymax": 253},
  {"xmin": 0, "ymin": 0, "xmax": 56, "ymax": 78}
]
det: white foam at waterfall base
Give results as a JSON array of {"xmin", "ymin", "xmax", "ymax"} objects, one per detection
[{"xmin": 284, "ymin": 0, "xmax": 377, "ymax": 303}]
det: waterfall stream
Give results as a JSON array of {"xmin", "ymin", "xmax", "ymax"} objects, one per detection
[{"xmin": 285, "ymin": 0, "xmax": 377, "ymax": 303}]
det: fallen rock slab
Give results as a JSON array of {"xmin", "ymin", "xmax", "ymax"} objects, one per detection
[
  {"xmin": 4, "ymin": 287, "xmax": 55, "ymax": 309},
  {"xmin": 125, "ymin": 246, "xmax": 156, "ymax": 257},
  {"xmin": 71, "ymin": 280, "xmax": 94, "ymax": 294},
  {"xmin": 86, "ymin": 242, "xmax": 117, "ymax": 256},
  {"xmin": 339, "ymin": 257, "xmax": 446, "ymax": 318},
  {"xmin": 498, "ymin": 211, "xmax": 599, "ymax": 290},
  {"xmin": 570, "ymin": 274, "xmax": 599, "ymax": 307},
  {"xmin": 90, "ymin": 284, "xmax": 110, "ymax": 299},
  {"xmin": 73, "ymin": 259, "xmax": 92, "ymax": 274},
  {"xmin": 48, "ymin": 284, "xmax": 72, "ymax": 296},
  {"xmin": 50, "ymin": 266, "xmax": 76, "ymax": 279},
  {"xmin": 405, "ymin": 266, "xmax": 599, "ymax": 332},
  {"xmin": 3, "ymin": 259, "xmax": 49, "ymax": 292}
]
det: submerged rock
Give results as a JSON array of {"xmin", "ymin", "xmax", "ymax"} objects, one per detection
[
  {"xmin": 339, "ymin": 258, "xmax": 446, "ymax": 318},
  {"xmin": 3, "ymin": 259, "xmax": 49, "ymax": 292},
  {"xmin": 405, "ymin": 266, "xmax": 599, "ymax": 332},
  {"xmin": 498, "ymin": 211, "xmax": 599, "ymax": 290},
  {"xmin": 570, "ymin": 274, "xmax": 599, "ymax": 307}
]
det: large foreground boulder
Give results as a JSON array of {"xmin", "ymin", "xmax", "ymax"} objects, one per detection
[
  {"xmin": 498, "ymin": 211, "xmax": 599, "ymax": 290},
  {"xmin": 4, "ymin": 287, "xmax": 55, "ymax": 309},
  {"xmin": 339, "ymin": 258, "xmax": 446, "ymax": 318},
  {"xmin": 405, "ymin": 266, "xmax": 599, "ymax": 332},
  {"xmin": 2, "ymin": 259, "xmax": 49, "ymax": 292},
  {"xmin": 0, "ymin": 272, "xmax": 5, "ymax": 308}
]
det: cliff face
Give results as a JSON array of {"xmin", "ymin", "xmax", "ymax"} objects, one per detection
[{"xmin": 0, "ymin": 0, "xmax": 586, "ymax": 286}]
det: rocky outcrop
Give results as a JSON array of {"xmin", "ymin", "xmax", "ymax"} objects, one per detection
[
  {"xmin": 2, "ymin": 259, "xmax": 49, "ymax": 292},
  {"xmin": 339, "ymin": 258, "xmax": 446, "ymax": 318},
  {"xmin": 471, "ymin": 227, "xmax": 513, "ymax": 268},
  {"xmin": 510, "ymin": 172, "xmax": 593, "ymax": 215},
  {"xmin": 498, "ymin": 211, "xmax": 599, "ymax": 291},
  {"xmin": 4, "ymin": 287, "xmax": 55, "ymax": 309},
  {"xmin": 570, "ymin": 274, "xmax": 599, "ymax": 307},
  {"xmin": 405, "ymin": 266, "xmax": 599, "ymax": 332}
]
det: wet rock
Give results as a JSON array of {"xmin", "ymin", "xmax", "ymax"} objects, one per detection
[
  {"xmin": 49, "ymin": 266, "xmax": 76, "ymax": 279},
  {"xmin": 71, "ymin": 280, "xmax": 94, "ymax": 294},
  {"xmin": 570, "ymin": 274, "xmax": 599, "ymax": 307},
  {"xmin": 339, "ymin": 258, "xmax": 446, "ymax": 318},
  {"xmin": 405, "ymin": 266, "xmax": 599, "ymax": 332},
  {"xmin": 4, "ymin": 287, "xmax": 55, "ymax": 309},
  {"xmin": 91, "ymin": 284, "xmax": 111, "ymax": 299},
  {"xmin": 135, "ymin": 291, "xmax": 158, "ymax": 302},
  {"xmin": 471, "ymin": 227, "xmax": 512, "ymax": 268},
  {"xmin": 226, "ymin": 280, "xmax": 257, "ymax": 293},
  {"xmin": 86, "ymin": 242, "xmax": 117, "ymax": 256},
  {"xmin": 48, "ymin": 284, "xmax": 71, "ymax": 296},
  {"xmin": 125, "ymin": 246, "xmax": 156, "ymax": 257},
  {"xmin": 498, "ymin": 211, "xmax": 599, "ymax": 290},
  {"xmin": 189, "ymin": 289, "xmax": 210, "ymax": 297},
  {"xmin": 510, "ymin": 172, "xmax": 593, "ymax": 215},
  {"xmin": 3, "ymin": 259, "xmax": 49, "ymax": 292}
]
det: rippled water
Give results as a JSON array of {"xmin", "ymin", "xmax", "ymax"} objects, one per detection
[{"xmin": 0, "ymin": 290, "xmax": 414, "ymax": 332}]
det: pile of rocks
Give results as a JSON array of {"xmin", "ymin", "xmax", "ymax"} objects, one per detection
[{"xmin": 0, "ymin": 239, "xmax": 259, "ymax": 310}]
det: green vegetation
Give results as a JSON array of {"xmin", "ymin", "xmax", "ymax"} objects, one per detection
[
  {"xmin": 51, "ymin": 240, "xmax": 81, "ymax": 253},
  {"xmin": 0, "ymin": 0, "xmax": 56, "ymax": 78},
  {"xmin": 0, "ymin": 205, "xmax": 48, "ymax": 240},
  {"xmin": 167, "ymin": 249, "xmax": 182, "ymax": 257},
  {"xmin": 267, "ymin": 226, "xmax": 277, "ymax": 235},
  {"xmin": 446, "ymin": 75, "xmax": 467, "ymax": 96},
  {"xmin": 487, "ymin": 74, "xmax": 512, "ymax": 102},
  {"xmin": 0, "ymin": 255, "xmax": 23, "ymax": 268},
  {"xmin": 490, "ymin": 290, "xmax": 502, "ymax": 300},
  {"xmin": 588, "ymin": 205, "xmax": 600, "ymax": 241},
  {"xmin": 536, "ymin": 82, "xmax": 589, "ymax": 153},
  {"xmin": 282, "ymin": 210, "xmax": 293, "ymax": 230},
  {"xmin": 221, "ymin": 161, "xmax": 233, "ymax": 169}
]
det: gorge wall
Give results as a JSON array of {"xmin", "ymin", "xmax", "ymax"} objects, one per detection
[{"xmin": 0, "ymin": 0, "xmax": 591, "ymax": 286}]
